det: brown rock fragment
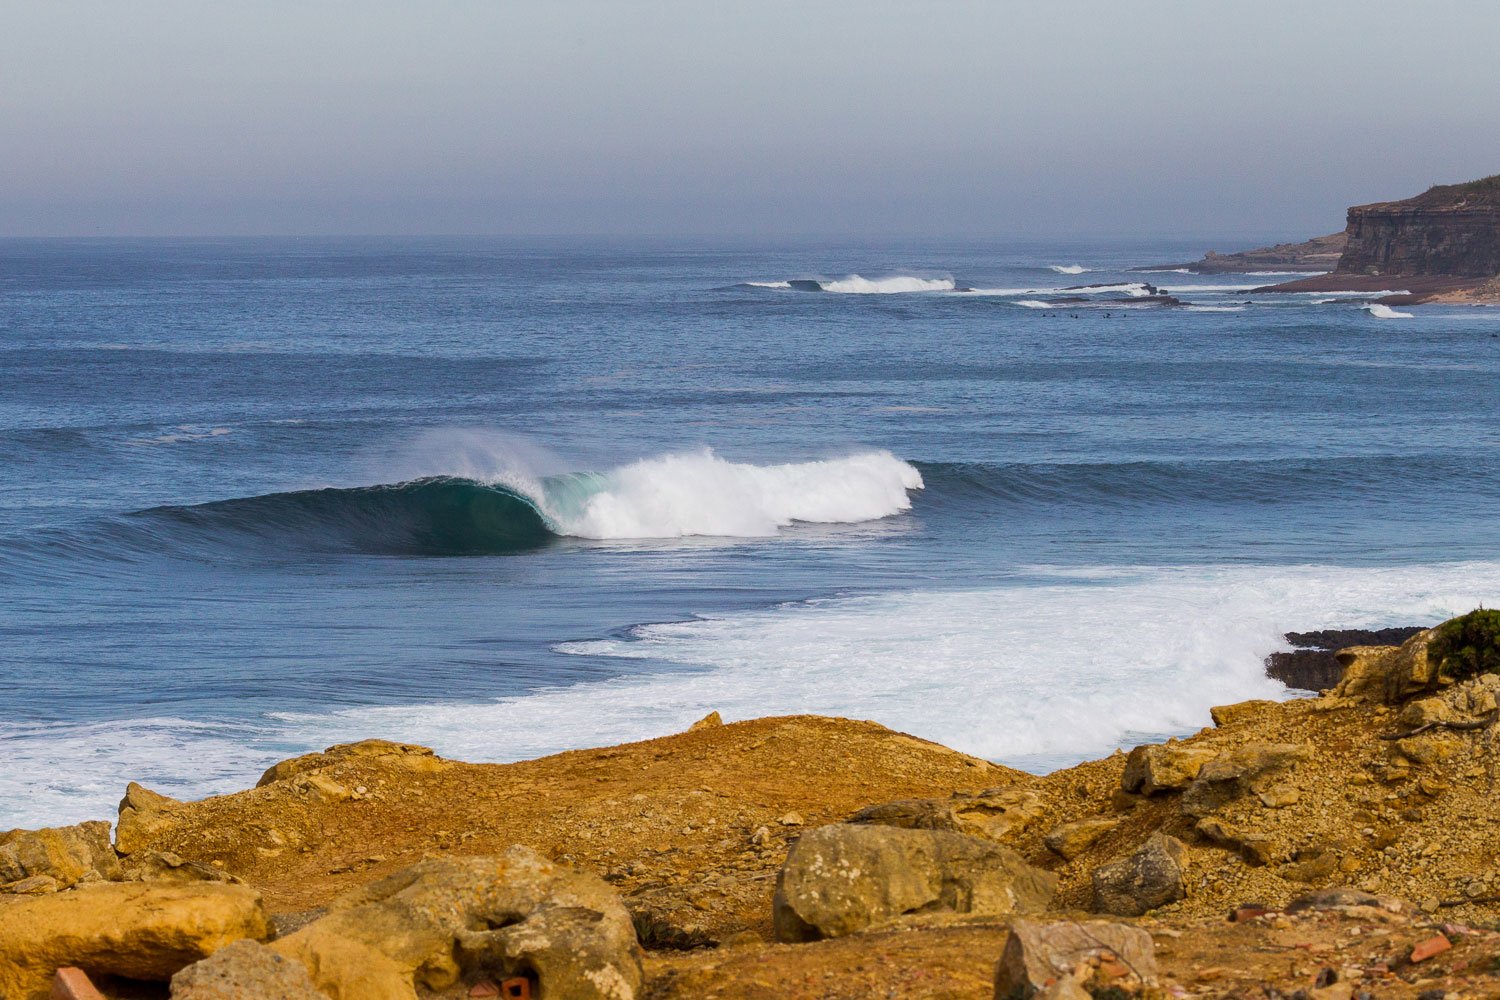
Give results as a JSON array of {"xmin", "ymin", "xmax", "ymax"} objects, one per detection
[{"xmin": 1091, "ymin": 833, "xmax": 1187, "ymax": 916}]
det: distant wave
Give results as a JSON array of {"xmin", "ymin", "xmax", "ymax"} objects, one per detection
[
  {"xmin": 1048, "ymin": 264, "xmax": 1089, "ymax": 274},
  {"xmin": 741, "ymin": 275, "xmax": 955, "ymax": 294},
  {"xmin": 114, "ymin": 450, "xmax": 925, "ymax": 558},
  {"xmin": 1366, "ymin": 304, "xmax": 1414, "ymax": 319},
  {"xmin": 1185, "ymin": 305, "xmax": 1246, "ymax": 313}
]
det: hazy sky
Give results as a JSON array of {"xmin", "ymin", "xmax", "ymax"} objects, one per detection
[{"xmin": 4, "ymin": 1, "xmax": 1499, "ymax": 238}]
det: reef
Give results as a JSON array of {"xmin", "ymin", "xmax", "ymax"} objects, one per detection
[{"xmin": 9, "ymin": 614, "xmax": 1500, "ymax": 998}]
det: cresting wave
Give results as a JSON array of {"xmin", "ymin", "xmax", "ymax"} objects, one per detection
[
  {"xmin": 744, "ymin": 275, "xmax": 956, "ymax": 293},
  {"xmin": 130, "ymin": 450, "xmax": 926, "ymax": 556},
  {"xmin": 1366, "ymin": 303, "xmax": 1414, "ymax": 319}
]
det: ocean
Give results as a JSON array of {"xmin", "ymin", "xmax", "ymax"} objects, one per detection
[{"xmin": 5, "ymin": 236, "xmax": 1500, "ymax": 829}]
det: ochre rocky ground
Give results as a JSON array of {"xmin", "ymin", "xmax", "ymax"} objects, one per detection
[{"xmin": 10, "ymin": 620, "xmax": 1500, "ymax": 998}]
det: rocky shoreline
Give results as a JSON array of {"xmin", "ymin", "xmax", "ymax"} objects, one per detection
[{"xmin": 6, "ymin": 613, "xmax": 1500, "ymax": 998}]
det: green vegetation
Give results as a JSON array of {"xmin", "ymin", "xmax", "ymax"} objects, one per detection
[{"xmin": 1429, "ymin": 608, "xmax": 1500, "ymax": 680}]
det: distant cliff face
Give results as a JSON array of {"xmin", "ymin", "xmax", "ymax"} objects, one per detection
[{"xmin": 1337, "ymin": 175, "xmax": 1500, "ymax": 277}]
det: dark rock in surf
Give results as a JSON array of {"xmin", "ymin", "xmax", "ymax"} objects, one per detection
[{"xmin": 1265, "ymin": 626, "xmax": 1428, "ymax": 691}]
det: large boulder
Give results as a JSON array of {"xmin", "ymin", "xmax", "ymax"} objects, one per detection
[
  {"xmin": 994, "ymin": 918, "xmax": 1157, "ymax": 999},
  {"xmin": 0, "ymin": 881, "xmax": 271, "ymax": 1000},
  {"xmin": 1120, "ymin": 744, "xmax": 1217, "ymax": 796},
  {"xmin": 0, "ymin": 821, "xmax": 120, "ymax": 893},
  {"xmin": 1179, "ymin": 743, "xmax": 1308, "ymax": 818},
  {"xmin": 115, "ymin": 782, "xmax": 186, "ymax": 856},
  {"xmin": 170, "ymin": 939, "xmax": 325, "ymax": 999},
  {"xmin": 848, "ymin": 785, "xmax": 1045, "ymax": 842},
  {"xmin": 271, "ymin": 848, "xmax": 641, "ymax": 1000},
  {"xmin": 256, "ymin": 739, "xmax": 448, "ymax": 787},
  {"xmin": 773, "ymin": 823, "xmax": 1057, "ymax": 942},
  {"xmin": 1091, "ymin": 833, "xmax": 1187, "ymax": 916}
]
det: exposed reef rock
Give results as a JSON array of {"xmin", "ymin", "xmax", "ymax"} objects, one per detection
[{"xmin": 1142, "ymin": 231, "xmax": 1346, "ymax": 273}]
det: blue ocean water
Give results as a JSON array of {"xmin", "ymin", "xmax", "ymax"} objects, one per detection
[{"xmin": 5, "ymin": 236, "xmax": 1500, "ymax": 827}]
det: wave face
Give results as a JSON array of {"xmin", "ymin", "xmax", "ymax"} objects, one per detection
[
  {"xmin": 131, "ymin": 450, "xmax": 924, "ymax": 557},
  {"xmin": 143, "ymin": 478, "xmax": 557, "ymax": 556}
]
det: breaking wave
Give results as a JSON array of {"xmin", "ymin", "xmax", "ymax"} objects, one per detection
[
  {"xmin": 1366, "ymin": 304, "xmax": 1414, "ymax": 319},
  {"xmin": 123, "ymin": 450, "xmax": 925, "ymax": 556},
  {"xmin": 1049, "ymin": 264, "xmax": 1089, "ymax": 274},
  {"xmin": 742, "ymin": 275, "xmax": 955, "ymax": 294}
]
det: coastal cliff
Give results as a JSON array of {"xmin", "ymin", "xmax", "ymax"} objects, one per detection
[
  {"xmin": 1338, "ymin": 175, "xmax": 1500, "ymax": 278},
  {"xmin": 1142, "ymin": 231, "xmax": 1345, "ymax": 274}
]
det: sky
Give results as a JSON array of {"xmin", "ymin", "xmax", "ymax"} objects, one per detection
[{"xmin": 4, "ymin": 1, "xmax": 1500, "ymax": 239}]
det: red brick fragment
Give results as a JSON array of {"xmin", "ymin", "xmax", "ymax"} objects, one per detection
[
  {"xmin": 1409, "ymin": 933, "xmax": 1452, "ymax": 963},
  {"xmin": 51, "ymin": 969, "xmax": 107, "ymax": 1000}
]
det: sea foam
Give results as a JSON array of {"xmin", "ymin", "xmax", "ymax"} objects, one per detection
[
  {"xmin": 1366, "ymin": 303, "xmax": 1414, "ymax": 319},
  {"xmin": 11, "ymin": 558, "xmax": 1500, "ymax": 826}
]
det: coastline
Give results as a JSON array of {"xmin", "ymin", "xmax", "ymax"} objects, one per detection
[{"xmin": 8, "ymin": 616, "xmax": 1500, "ymax": 996}]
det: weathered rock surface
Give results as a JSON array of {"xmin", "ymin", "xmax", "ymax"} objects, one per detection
[
  {"xmin": 123, "ymin": 849, "xmax": 240, "ymax": 885},
  {"xmin": 0, "ymin": 881, "xmax": 271, "ymax": 1000},
  {"xmin": 0, "ymin": 821, "xmax": 119, "ymax": 893},
  {"xmin": 115, "ymin": 782, "xmax": 187, "ymax": 856},
  {"xmin": 256, "ymin": 738, "xmax": 447, "ymax": 787},
  {"xmin": 848, "ymin": 786, "xmax": 1045, "ymax": 842},
  {"xmin": 272, "ymin": 848, "xmax": 642, "ymax": 1000},
  {"xmin": 1091, "ymin": 833, "xmax": 1186, "ymax": 916},
  {"xmin": 170, "ymin": 938, "xmax": 325, "ymax": 999},
  {"xmin": 1120, "ymin": 743, "xmax": 1217, "ymax": 795},
  {"xmin": 1179, "ymin": 742, "xmax": 1308, "ymax": 817},
  {"xmin": 773, "ymin": 823, "xmax": 1056, "ymax": 942},
  {"xmin": 994, "ymin": 918, "xmax": 1157, "ymax": 998},
  {"xmin": 1042, "ymin": 818, "xmax": 1118, "ymax": 861}
]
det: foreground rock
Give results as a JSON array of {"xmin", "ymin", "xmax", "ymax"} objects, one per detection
[
  {"xmin": 773, "ymin": 824, "xmax": 1056, "ymax": 942},
  {"xmin": 849, "ymin": 786, "xmax": 1045, "ymax": 841},
  {"xmin": 0, "ymin": 821, "xmax": 119, "ymax": 893},
  {"xmin": 994, "ymin": 918, "xmax": 1157, "ymax": 998},
  {"xmin": 170, "ymin": 939, "xmax": 324, "ymax": 1000},
  {"xmin": 272, "ymin": 848, "xmax": 642, "ymax": 1000},
  {"xmin": 0, "ymin": 882, "xmax": 270, "ymax": 1000}
]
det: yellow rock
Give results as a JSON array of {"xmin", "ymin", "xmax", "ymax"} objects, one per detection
[
  {"xmin": 115, "ymin": 782, "xmax": 185, "ymax": 856},
  {"xmin": 0, "ymin": 820, "xmax": 119, "ymax": 892},
  {"xmin": 272, "ymin": 847, "xmax": 642, "ymax": 1000},
  {"xmin": 0, "ymin": 881, "xmax": 270, "ymax": 1000},
  {"xmin": 257, "ymin": 739, "xmax": 447, "ymax": 787},
  {"xmin": 1208, "ymin": 700, "xmax": 1277, "ymax": 728}
]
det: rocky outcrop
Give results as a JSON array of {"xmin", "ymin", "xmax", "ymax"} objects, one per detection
[
  {"xmin": 994, "ymin": 919, "xmax": 1158, "ymax": 998},
  {"xmin": 0, "ymin": 821, "xmax": 119, "ymax": 893},
  {"xmin": 271, "ymin": 848, "xmax": 642, "ymax": 1000},
  {"xmin": 255, "ymin": 738, "xmax": 448, "ymax": 787},
  {"xmin": 1265, "ymin": 626, "xmax": 1427, "ymax": 691},
  {"xmin": 170, "ymin": 939, "xmax": 325, "ymax": 1000},
  {"xmin": 1090, "ymin": 833, "xmax": 1187, "ymax": 916},
  {"xmin": 0, "ymin": 882, "xmax": 271, "ymax": 1000},
  {"xmin": 773, "ymin": 824, "xmax": 1056, "ymax": 942},
  {"xmin": 1042, "ymin": 818, "xmax": 1119, "ymax": 861},
  {"xmin": 1141, "ymin": 231, "xmax": 1347, "ymax": 274}
]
